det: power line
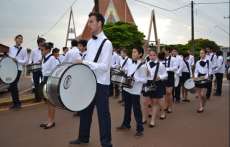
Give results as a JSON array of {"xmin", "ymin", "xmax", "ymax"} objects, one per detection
[
  {"xmin": 134, "ymin": 0, "xmax": 190, "ymax": 12},
  {"xmin": 24, "ymin": 0, "xmax": 78, "ymax": 46},
  {"xmin": 195, "ymin": 2, "xmax": 229, "ymax": 5}
]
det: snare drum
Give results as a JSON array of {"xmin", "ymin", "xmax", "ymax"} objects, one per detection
[
  {"xmin": 27, "ymin": 63, "xmax": 41, "ymax": 73},
  {"xmin": 142, "ymin": 81, "xmax": 157, "ymax": 93},
  {"xmin": 44, "ymin": 63, "xmax": 97, "ymax": 112},
  {"xmin": 0, "ymin": 56, "xmax": 18, "ymax": 84},
  {"xmin": 194, "ymin": 76, "xmax": 211, "ymax": 88},
  {"xmin": 111, "ymin": 68, "xmax": 134, "ymax": 88}
]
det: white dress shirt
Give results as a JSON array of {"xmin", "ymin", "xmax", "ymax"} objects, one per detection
[
  {"xmin": 188, "ymin": 54, "xmax": 195, "ymax": 66},
  {"xmin": 213, "ymin": 56, "xmax": 225, "ymax": 74},
  {"xmin": 8, "ymin": 46, "xmax": 28, "ymax": 71},
  {"xmin": 194, "ymin": 59, "xmax": 212, "ymax": 79},
  {"xmin": 177, "ymin": 59, "xmax": 192, "ymax": 77},
  {"xmin": 59, "ymin": 54, "xmax": 66, "ymax": 63},
  {"xmin": 146, "ymin": 60, "xmax": 168, "ymax": 81},
  {"xmin": 42, "ymin": 53, "xmax": 59, "ymax": 77},
  {"xmin": 119, "ymin": 56, "xmax": 130, "ymax": 71},
  {"xmin": 111, "ymin": 51, "xmax": 120, "ymax": 68},
  {"xmin": 83, "ymin": 31, "xmax": 113, "ymax": 85},
  {"xmin": 29, "ymin": 48, "xmax": 42, "ymax": 64},
  {"xmin": 63, "ymin": 47, "xmax": 81, "ymax": 63},
  {"xmin": 80, "ymin": 51, "xmax": 87, "ymax": 60},
  {"xmin": 206, "ymin": 52, "xmax": 217, "ymax": 74},
  {"xmin": 123, "ymin": 60, "xmax": 147, "ymax": 95},
  {"xmin": 164, "ymin": 55, "xmax": 178, "ymax": 72}
]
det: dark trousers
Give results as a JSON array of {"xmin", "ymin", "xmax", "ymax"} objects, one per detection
[
  {"xmin": 173, "ymin": 78, "xmax": 181, "ymax": 102},
  {"xmin": 206, "ymin": 75, "xmax": 213, "ymax": 98},
  {"xmin": 215, "ymin": 73, "xmax": 224, "ymax": 95},
  {"xmin": 32, "ymin": 70, "xmax": 42, "ymax": 100},
  {"xmin": 78, "ymin": 84, "xmax": 112, "ymax": 147},
  {"xmin": 122, "ymin": 90, "xmax": 143, "ymax": 132},
  {"xmin": 9, "ymin": 71, "xmax": 22, "ymax": 106},
  {"xmin": 109, "ymin": 83, "xmax": 119, "ymax": 97}
]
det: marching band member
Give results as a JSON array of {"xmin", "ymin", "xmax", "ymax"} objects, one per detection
[
  {"xmin": 8, "ymin": 34, "xmax": 28, "ymax": 109},
  {"xmin": 59, "ymin": 47, "xmax": 68, "ymax": 63},
  {"xmin": 117, "ymin": 47, "xmax": 147, "ymax": 137},
  {"xmin": 194, "ymin": 49, "xmax": 212, "ymax": 113},
  {"xmin": 142, "ymin": 50, "xmax": 167, "ymax": 127},
  {"xmin": 117, "ymin": 48, "xmax": 130, "ymax": 104},
  {"xmin": 164, "ymin": 48, "xmax": 178, "ymax": 113},
  {"xmin": 158, "ymin": 52, "xmax": 167, "ymax": 114},
  {"xmin": 39, "ymin": 42, "xmax": 59, "ymax": 129},
  {"xmin": 172, "ymin": 48, "xmax": 183, "ymax": 103},
  {"xmin": 29, "ymin": 37, "xmax": 45, "ymax": 102},
  {"xmin": 78, "ymin": 39, "xmax": 87, "ymax": 60},
  {"xmin": 213, "ymin": 50, "xmax": 225, "ymax": 96},
  {"xmin": 188, "ymin": 49, "xmax": 195, "ymax": 67},
  {"xmin": 205, "ymin": 48, "xmax": 217, "ymax": 99},
  {"xmin": 52, "ymin": 48, "xmax": 61, "ymax": 64},
  {"xmin": 177, "ymin": 52, "xmax": 192, "ymax": 102},
  {"xmin": 62, "ymin": 39, "xmax": 81, "ymax": 63},
  {"xmin": 69, "ymin": 12, "xmax": 113, "ymax": 147},
  {"xmin": 110, "ymin": 48, "xmax": 121, "ymax": 97}
]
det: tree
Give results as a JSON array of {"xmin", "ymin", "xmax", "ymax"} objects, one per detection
[
  {"xmin": 104, "ymin": 21, "xmax": 145, "ymax": 56},
  {"xmin": 164, "ymin": 38, "xmax": 220, "ymax": 59}
]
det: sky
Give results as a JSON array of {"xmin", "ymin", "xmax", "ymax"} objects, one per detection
[{"xmin": 0, "ymin": 0, "xmax": 229, "ymax": 49}]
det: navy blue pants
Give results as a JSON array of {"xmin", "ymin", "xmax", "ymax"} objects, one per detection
[
  {"xmin": 215, "ymin": 73, "xmax": 224, "ymax": 95},
  {"xmin": 206, "ymin": 74, "xmax": 213, "ymax": 98},
  {"xmin": 78, "ymin": 84, "xmax": 112, "ymax": 147},
  {"xmin": 122, "ymin": 90, "xmax": 143, "ymax": 132},
  {"xmin": 9, "ymin": 71, "xmax": 21, "ymax": 106},
  {"xmin": 32, "ymin": 70, "xmax": 42, "ymax": 100}
]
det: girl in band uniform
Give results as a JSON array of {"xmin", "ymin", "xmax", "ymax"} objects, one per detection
[
  {"xmin": 194, "ymin": 49, "xmax": 212, "ymax": 113},
  {"xmin": 142, "ymin": 50, "xmax": 168, "ymax": 127}
]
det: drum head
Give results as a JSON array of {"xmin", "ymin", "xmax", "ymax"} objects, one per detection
[
  {"xmin": 184, "ymin": 79, "xmax": 195, "ymax": 90},
  {"xmin": 174, "ymin": 74, "xmax": 180, "ymax": 87},
  {"xmin": 0, "ymin": 57, "xmax": 18, "ymax": 84},
  {"xmin": 59, "ymin": 64, "xmax": 97, "ymax": 112}
]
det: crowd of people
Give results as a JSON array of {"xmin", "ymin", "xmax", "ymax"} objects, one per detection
[{"xmin": 4, "ymin": 12, "xmax": 227, "ymax": 147}]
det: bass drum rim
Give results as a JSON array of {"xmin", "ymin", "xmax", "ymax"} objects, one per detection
[{"xmin": 52, "ymin": 63, "xmax": 97, "ymax": 112}]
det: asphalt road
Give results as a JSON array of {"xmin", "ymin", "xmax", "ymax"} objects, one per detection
[{"xmin": 0, "ymin": 80, "xmax": 229, "ymax": 147}]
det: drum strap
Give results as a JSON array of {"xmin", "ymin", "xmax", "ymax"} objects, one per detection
[
  {"xmin": 206, "ymin": 60, "xmax": 210, "ymax": 76},
  {"xmin": 43, "ymin": 54, "xmax": 52, "ymax": 63},
  {"xmin": 15, "ymin": 46, "xmax": 22, "ymax": 57},
  {"xmin": 153, "ymin": 62, "xmax": 160, "ymax": 81},
  {"xmin": 131, "ymin": 62, "xmax": 144, "ymax": 77},
  {"xmin": 184, "ymin": 59, "xmax": 191, "ymax": 75},
  {"xmin": 93, "ymin": 39, "xmax": 107, "ymax": 62},
  {"xmin": 167, "ymin": 56, "xmax": 171, "ymax": 67},
  {"xmin": 211, "ymin": 54, "xmax": 214, "ymax": 62},
  {"xmin": 121, "ymin": 57, "xmax": 128, "ymax": 68}
]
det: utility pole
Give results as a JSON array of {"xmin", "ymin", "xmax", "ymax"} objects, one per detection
[
  {"xmin": 191, "ymin": 0, "xmax": 195, "ymax": 55},
  {"xmin": 94, "ymin": 0, "xmax": 99, "ymax": 13}
]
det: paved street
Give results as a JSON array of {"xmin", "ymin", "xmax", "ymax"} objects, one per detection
[{"xmin": 0, "ymin": 80, "xmax": 229, "ymax": 147}]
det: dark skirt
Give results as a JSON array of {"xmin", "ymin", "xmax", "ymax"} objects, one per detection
[
  {"xmin": 165, "ymin": 71, "xmax": 174, "ymax": 87},
  {"xmin": 143, "ymin": 80, "xmax": 165, "ymax": 99}
]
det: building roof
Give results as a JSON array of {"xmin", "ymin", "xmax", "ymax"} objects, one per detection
[{"xmin": 80, "ymin": 0, "xmax": 135, "ymax": 40}]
